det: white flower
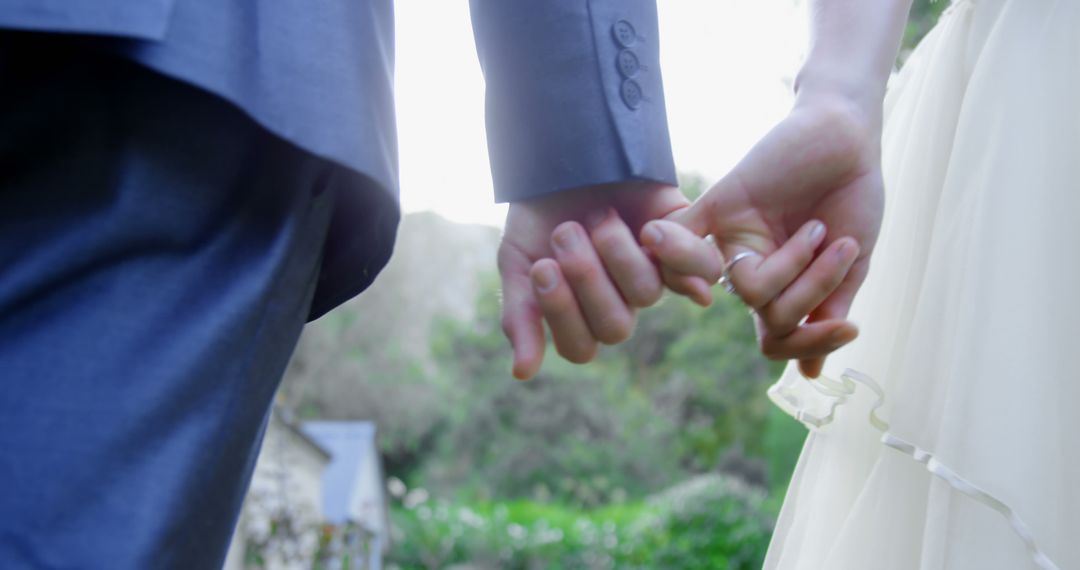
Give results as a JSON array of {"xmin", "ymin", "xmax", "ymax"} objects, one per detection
[
  {"xmin": 456, "ymin": 507, "xmax": 486, "ymax": 529},
  {"xmin": 387, "ymin": 477, "xmax": 407, "ymax": 498},
  {"xmin": 507, "ymin": 523, "xmax": 527, "ymax": 540},
  {"xmin": 535, "ymin": 528, "xmax": 564, "ymax": 545},
  {"xmin": 403, "ymin": 488, "xmax": 429, "ymax": 509}
]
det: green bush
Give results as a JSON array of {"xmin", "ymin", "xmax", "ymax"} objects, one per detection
[
  {"xmin": 386, "ymin": 474, "xmax": 774, "ymax": 570},
  {"xmin": 619, "ymin": 475, "xmax": 773, "ymax": 569}
]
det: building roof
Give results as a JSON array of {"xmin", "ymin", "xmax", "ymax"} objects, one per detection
[
  {"xmin": 273, "ymin": 409, "xmax": 332, "ymax": 462},
  {"xmin": 300, "ymin": 421, "xmax": 382, "ymax": 525}
]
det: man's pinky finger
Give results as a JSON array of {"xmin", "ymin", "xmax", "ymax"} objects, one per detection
[
  {"xmin": 504, "ymin": 310, "xmax": 545, "ymax": 380},
  {"xmin": 661, "ymin": 267, "xmax": 714, "ymax": 307},
  {"xmin": 497, "ymin": 241, "xmax": 549, "ymax": 380}
]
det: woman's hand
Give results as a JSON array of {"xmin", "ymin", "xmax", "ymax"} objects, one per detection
[{"xmin": 654, "ymin": 94, "xmax": 884, "ymax": 376}]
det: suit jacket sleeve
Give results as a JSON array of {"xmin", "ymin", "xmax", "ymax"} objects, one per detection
[{"xmin": 470, "ymin": 0, "xmax": 677, "ymax": 203}]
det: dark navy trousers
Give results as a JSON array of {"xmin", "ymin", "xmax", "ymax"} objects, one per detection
[{"xmin": 0, "ymin": 40, "xmax": 337, "ymax": 568}]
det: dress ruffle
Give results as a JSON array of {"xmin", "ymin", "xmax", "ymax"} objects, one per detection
[{"xmin": 769, "ymin": 370, "xmax": 1060, "ymax": 570}]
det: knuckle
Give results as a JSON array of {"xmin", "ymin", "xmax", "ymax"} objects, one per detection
[
  {"xmin": 559, "ymin": 258, "xmax": 602, "ymax": 287},
  {"xmin": 810, "ymin": 275, "xmax": 839, "ymax": 299},
  {"xmin": 759, "ymin": 305, "xmax": 799, "ymax": 336},
  {"xmin": 496, "ymin": 241, "xmax": 528, "ymax": 275},
  {"xmin": 740, "ymin": 287, "xmax": 770, "ymax": 310},
  {"xmin": 671, "ymin": 239, "xmax": 709, "ymax": 269},
  {"xmin": 500, "ymin": 316, "xmax": 515, "ymax": 340},
  {"xmin": 600, "ymin": 246, "xmax": 637, "ymax": 276},
  {"xmin": 668, "ymin": 278, "xmax": 697, "ymax": 300},
  {"xmin": 595, "ymin": 313, "xmax": 635, "ymax": 345},
  {"xmin": 758, "ymin": 273, "xmax": 790, "ymax": 302},
  {"xmin": 703, "ymin": 253, "xmax": 725, "ymax": 283},
  {"xmin": 552, "ymin": 220, "xmax": 580, "ymax": 239},
  {"xmin": 792, "ymin": 244, "xmax": 815, "ymax": 268},
  {"xmin": 590, "ymin": 224, "xmax": 625, "ymax": 255},
  {"xmin": 627, "ymin": 278, "xmax": 663, "ymax": 307},
  {"xmin": 758, "ymin": 337, "xmax": 787, "ymax": 361},
  {"xmin": 557, "ymin": 340, "xmax": 598, "ymax": 364},
  {"xmin": 766, "ymin": 319, "xmax": 799, "ymax": 339}
]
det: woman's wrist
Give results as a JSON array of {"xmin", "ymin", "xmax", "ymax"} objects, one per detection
[
  {"xmin": 793, "ymin": 64, "xmax": 887, "ymax": 139},
  {"xmin": 796, "ymin": 62, "xmax": 886, "ymax": 115}
]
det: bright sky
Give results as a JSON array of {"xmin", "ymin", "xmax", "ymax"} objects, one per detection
[{"xmin": 395, "ymin": 1, "xmax": 807, "ymax": 228}]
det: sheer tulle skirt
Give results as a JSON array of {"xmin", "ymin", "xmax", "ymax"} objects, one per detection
[{"xmin": 764, "ymin": 1, "xmax": 1080, "ymax": 568}]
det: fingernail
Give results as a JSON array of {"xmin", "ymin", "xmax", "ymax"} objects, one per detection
[
  {"xmin": 642, "ymin": 223, "xmax": 663, "ymax": 247},
  {"xmin": 585, "ymin": 208, "xmax": 608, "ymax": 230},
  {"xmin": 830, "ymin": 326, "xmax": 858, "ymax": 346},
  {"xmin": 552, "ymin": 225, "xmax": 578, "ymax": 252},
  {"xmin": 834, "ymin": 240, "xmax": 856, "ymax": 264},
  {"xmin": 807, "ymin": 221, "xmax": 825, "ymax": 245},
  {"xmin": 533, "ymin": 265, "xmax": 558, "ymax": 293}
]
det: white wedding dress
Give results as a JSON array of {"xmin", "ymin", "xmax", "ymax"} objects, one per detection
[{"xmin": 764, "ymin": 0, "xmax": 1079, "ymax": 568}]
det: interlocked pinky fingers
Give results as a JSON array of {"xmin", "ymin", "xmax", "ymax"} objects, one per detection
[{"xmin": 723, "ymin": 220, "xmax": 827, "ymax": 308}]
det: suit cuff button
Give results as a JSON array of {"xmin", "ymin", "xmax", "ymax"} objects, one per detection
[
  {"xmin": 616, "ymin": 49, "xmax": 640, "ymax": 78},
  {"xmin": 620, "ymin": 79, "xmax": 643, "ymax": 109},
  {"xmin": 612, "ymin": 20, "xmax": 637, "ymax": 48}
]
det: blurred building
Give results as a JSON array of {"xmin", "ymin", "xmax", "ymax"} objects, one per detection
[
  {"xmin": 303, "ymin": 421, "xmax": 391, "ymax": 568},
  {"xmin": 223, "ymin": 409, "xmax": 388, "ymax": 570}
]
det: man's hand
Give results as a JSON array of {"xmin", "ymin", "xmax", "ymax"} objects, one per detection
[
  {"xmin": 499, "ymin": 182, "xmax": 719, "ymax": 380},
  {"xmin": 657, "ymin": 94, "xmax": 884, "ymax": 377}
]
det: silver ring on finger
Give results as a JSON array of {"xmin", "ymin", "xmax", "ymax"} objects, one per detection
[{"xmin": 718, "ymin": 251, "xmax": 758, "ymax": 295}]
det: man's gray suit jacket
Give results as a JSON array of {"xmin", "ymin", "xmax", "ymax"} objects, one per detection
[{"xmin": 0, "ymin": 0, "xmax": 677, "ymax": 317}]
